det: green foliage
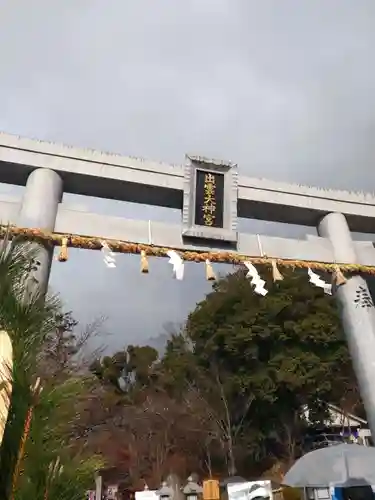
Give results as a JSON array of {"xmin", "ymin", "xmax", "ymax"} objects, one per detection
[
  {"xmin": 88, "ymin": 266, "xmax": 357, "ymax": 478},
  {"xmin": 0, "ymin": 235, "xmax": 61, "ymax": 499},
  {"xmin": 15, "ymin": 455, "xmax": 103, "ymax": 500},
  {"xmin": 160, "ymin": 267, "xmax": 354, "ymax": 471},
  {"xmin": 91, "ymin": 344, "xmax": 159, "ymax": 392},
  {"xmin": 0, "ymin": 234, "xmax": 101, "ymax": 500},
  {"xmin": 184, "ymin": 267, "xmax": 347, "ymax": 401}
]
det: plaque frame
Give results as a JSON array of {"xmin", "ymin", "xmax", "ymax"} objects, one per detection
[{"xmin": 182, "ymin": 155, "xmax": 238, "ymax": 243}]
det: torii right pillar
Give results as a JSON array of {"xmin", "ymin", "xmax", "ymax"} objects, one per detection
[{"xmin": 318, "ymin": 212, "xmax": 375, "ymax": 440}]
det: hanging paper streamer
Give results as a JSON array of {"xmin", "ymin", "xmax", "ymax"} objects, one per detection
[
  {"xmin": 244, "ymin": 261, "xmax": 268, "ymax": 296},
  {"xmin": 308, "ymin": 268, "xmax": 332, "ymax": 295},
  {"xmin": 205, "ymin": 260, "xmax": 216, "ymax": 281},
  {"xmin": 101, "ymin": 241, "xmax": 116, "ymax": 268},
  {"xmin": 167, "ymin": 250, "xmax": 184, "ymax": 280},
  {"xmin": 4, "ymin": 223, "xmax": 375, "ymax": 276}
]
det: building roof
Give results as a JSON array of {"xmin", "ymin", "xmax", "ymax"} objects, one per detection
[{"xmin": 302, "ymin": 403, "xmax": 368, "ymax": 428}]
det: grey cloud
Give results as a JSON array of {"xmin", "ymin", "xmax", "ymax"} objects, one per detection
[{"xmin": 0, "ymin": 0, "xmax": 374, "ymax": 350}]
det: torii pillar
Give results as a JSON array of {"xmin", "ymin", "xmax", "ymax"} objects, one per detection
[
  {"xmin": 318, "ymin": 212, "xmax": 375, "ymax": 439},
  {"xmin": 17, "ymin": 168, "xmax": 63, "ymax": 296}
]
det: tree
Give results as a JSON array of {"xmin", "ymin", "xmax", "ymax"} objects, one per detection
[
  {"xmin": 40, "ymin": 311, "xmax": 106, "ymax": 378},
  {"xmin": 161, "ymin": 267, "xmax": 355, "ymax": 473},
  {"xmin": 88, "ymin": 342, "xmax": 216, "ymax": 485},
  {"xmin": 161, "ymin": 332, "xmax": 257, "ymax": 476},
  {"xmin": 0, "ymin": 234, "xmax": 101, "ymax": 500},
  {"xmin": 85, "ymin": 266, "xmax": 358, "ymax": 479},
  {"xmin": 90, "ymin": 344, "xmax": 159, "ymax": 393}
]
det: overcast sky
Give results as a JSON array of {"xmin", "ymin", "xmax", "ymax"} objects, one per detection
[{"xmin": 0, "ymin": 0, "xmax": 375, "ymax": 352}]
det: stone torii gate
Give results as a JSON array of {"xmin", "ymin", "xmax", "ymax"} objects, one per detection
[{"xmin": 1, "ymin": 132, "xmax": 375, "ymax": 438}]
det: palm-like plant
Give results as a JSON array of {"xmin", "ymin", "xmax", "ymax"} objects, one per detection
[{"xmin": 0, "ymin": 233, "xmax": 102, "ymax": 499}]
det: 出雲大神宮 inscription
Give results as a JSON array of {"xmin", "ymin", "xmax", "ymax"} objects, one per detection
[{"xmin": 194, "ymin": 170, "xmax": 224, "ymax": 229}]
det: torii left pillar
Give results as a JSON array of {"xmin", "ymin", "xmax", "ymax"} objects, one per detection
[{"xmin": 17, "ymin": 168, "xmax": 63, "ymax": 296}]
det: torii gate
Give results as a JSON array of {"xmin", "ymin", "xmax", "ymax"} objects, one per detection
[{"xmin": 1, "ymin": 132, "xmax": 375, "ymax": 437}]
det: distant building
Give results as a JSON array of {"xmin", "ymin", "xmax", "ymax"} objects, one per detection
[{"xmin": 302, "ymin": 403, "xmax": 371, "ymax": 449}]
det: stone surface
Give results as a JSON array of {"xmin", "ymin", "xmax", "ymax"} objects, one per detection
[
  {"xmin": 17, "ymin": 168, "xmax": 63, "ymax": 296},
  {"xmin": 1, "ymin": 132, "xmax": 375, "ymax": 231},
  {"xmin": 182, "ymin": 155, "xmax": 238, "ymax": 242},
  {"xmin": 1, "ymin": 198, "xmax": 375, "ymax": 265},
  {"xmin": 318, "ymin": 212, "xmax": 375, "ymax": 439}
]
